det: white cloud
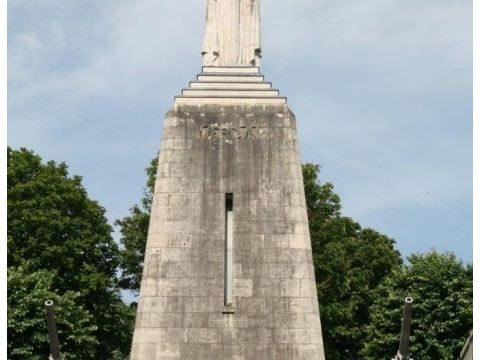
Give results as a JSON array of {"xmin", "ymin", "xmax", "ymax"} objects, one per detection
[
  {"xmin": 9, "ymin": 0, "xmax": 207, "ymax": 106},
  {"xmin": 9, "ymin": 0, "xmax": 471, "ymax": 103},
  {"xmin": 262, "ymin": 0, "xmax": 471, "ymax": 68},
  {"xmin": 259, "ymin": 0, "xmax": 472, "ymax": 217},
  {"xmin": 8, "ymin": 0, "xmax": 472, "ymax": 258}
]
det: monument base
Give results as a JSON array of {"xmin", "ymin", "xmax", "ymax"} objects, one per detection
[{"xmin": 131, "ymin": 67, "xmax": 325, "ymax": 360}]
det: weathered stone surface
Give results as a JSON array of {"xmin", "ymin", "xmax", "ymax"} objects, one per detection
[
  {"xmin": 131, "ymin": 104, "xmax": 325, "ymax": 359},
  {"xmin": 202, "ymin": 0, "xmax": 261, "ymax": 67}
]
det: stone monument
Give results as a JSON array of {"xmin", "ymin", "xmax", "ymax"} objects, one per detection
[
  {"xmin": 202, "ymin": 0, "xmax": 261, "ymax": 66},
  {"xmin": 130, "ymin": 1, "xmax": 326, "ymax": 358}
]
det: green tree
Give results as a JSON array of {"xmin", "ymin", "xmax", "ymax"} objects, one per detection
[
  {"xmin": 116, "ymin": 156, "xmax": 157, "ymax": 292},
  {"xmin": 7, "ymin": 266, "xmax": 98, "ymax": 359},
  {"xmin": 7, "ymin": 147, "xmax": 134, "ymax": 359},
  {"xmin": 361, "ymin": 251, "xmax": 473, "ymax": 359},
  {"xmin": 303, "ymin": 164, "xmax": 403, "ymax": 359}
]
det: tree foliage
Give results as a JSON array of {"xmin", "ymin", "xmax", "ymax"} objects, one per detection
[
  {"xmin": 7, "ymin": 267, "xmax": 98, "ymax": 359},
  {"xmin": 7, "ymin": 147, "xmax": 118, "ymax": 291},
  {"xmin": 303, "ymin": 163, "xmax": 403, "ymax": 359},
  {"xmin": 116, "ymin": 156, "xmax": 157, "ymax": 292},
  {"xmin": 7, "ymin": 147, "xmax": 134, "ymax": 359},
  {"xmin": 360, "ymin": 251, "xmax": 473, "ymax": 359}
]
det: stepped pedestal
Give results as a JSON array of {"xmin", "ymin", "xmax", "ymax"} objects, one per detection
[
  {"xmin": 130, "ymin": 67, "xmax": 325, "ymax": 360},
  {"xmin": 174, "ymin": 66, "xmax": 287, "ymax": 105}
]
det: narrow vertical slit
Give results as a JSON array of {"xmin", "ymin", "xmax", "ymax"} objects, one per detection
[{"xmin": 224, "ymin": 193, "xmax": 234, "ymax": 308}]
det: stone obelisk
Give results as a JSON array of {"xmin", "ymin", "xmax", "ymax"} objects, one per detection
[{"xmin": 130, "ymin": 1, "xmax": 326, "ymax": 359}]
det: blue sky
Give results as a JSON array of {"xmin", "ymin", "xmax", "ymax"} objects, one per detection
[{"xmin": 8, "ymin": 0, "xmax": 473, "ymax": 262}]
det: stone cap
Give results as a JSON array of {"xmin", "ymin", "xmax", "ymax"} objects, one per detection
[{"xmin": 174, "ymin": 67, "xmax": 287, "ymax": 105}]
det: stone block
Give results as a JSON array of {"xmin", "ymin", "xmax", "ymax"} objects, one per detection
[
  {"xmin": 186, "ymin": 328, "xmax": 220, "ymax": 344},
  {"xmin": 156, "ymin": 344, "xmax": 181, "ymax": 359},
  {"xmin": 287, "ymin": 297, "xmax": 317, "ymax": 314},
  {"xmin": 182, "ymin": 313, "xmax": 209, "ymax": 328},
  {"xmin": 280, "ymin": 279, "xmax": 301, "ymax": 297},
  {"xmin": 131, "ymin": 104, "xmax": 324, "ymax": 359},
  {"xmin": 264, "ymin": 234, "xmax": 289, "ymax": 248},
  {"xmin": 253, "ymin": 278, "xmax": 280, "ymax": 297},
  {"xmin": 150, "ymin": 313, "xmax": 183, "ymax": 328},
  {"xmin": 140, "ymin": 278, "xmax": 157, "ymax": 297},
  {"xmin": 233, "ymin": 278, "xmax": 253, "ymax": 297}
]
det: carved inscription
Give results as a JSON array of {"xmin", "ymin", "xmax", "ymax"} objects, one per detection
[{"xmin": 199, "ymin": 125, "xmax": 266, "ymax": 139}]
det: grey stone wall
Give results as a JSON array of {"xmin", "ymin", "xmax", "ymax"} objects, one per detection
[
  {"xmin": 131, "ymin": 104, "xmax": 325, "ymax": 359},
  {"xmin": 459, "ymin": 332, "xmax": 473, "ymax": 360}
]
